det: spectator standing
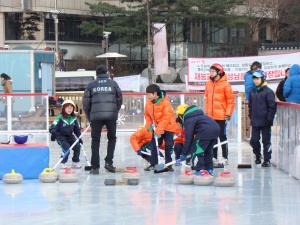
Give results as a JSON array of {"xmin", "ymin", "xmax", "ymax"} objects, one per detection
[
  {"xmin": 275, "ymin": 68, "xmax": 290, "ymax": 102},
  {"xmin": 283, "ymin": 64, "xmax": 300, "ymax": 104},
  {"xmin": 244, "ymin": 61, "xmax": 262, "ymax": 102},
  {"xmin": 0, "ymin": 73, "xmax": 12, "ymax": 93}
]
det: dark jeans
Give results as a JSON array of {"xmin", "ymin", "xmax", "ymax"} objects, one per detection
[
  {"xmin": 58, "ymin": 137, "xmax": 80, "ymax": 163},
  {"xmin": 213, "ymin": 120, "xmax": 228, "ymax": 159},
  {"xmin": 91, "ymin": 120, "xmax": 117, "ymax": 169},
  {"xmin": 140, "ymin": 142, "xmax": 153, "ymax": 162},
  {"xmin": 192, "ymin": 139, "xmax": 214, "ymax": 171},
  {"xmin": 250, "ymin": 126, "xmax": 272, "ymax": 161},
  {"xmin": 174, "ymin": 143, "xmax": 183, "ymax": 160},
  {"xmin": 150, "ymin": 131, "xmax": 174, "ymax": 166}
]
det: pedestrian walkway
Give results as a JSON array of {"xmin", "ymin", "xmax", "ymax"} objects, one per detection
[{"xmin": 0, "ymin": 133, "xmax": 300, "ymax": 225}]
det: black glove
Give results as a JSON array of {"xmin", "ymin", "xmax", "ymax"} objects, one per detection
[
  {"xmin": 79, "ymin": 139, "xmax": 83, "ymax": 144},
  {"xmin": 50, "ymin": 133, "xmax": 56, "ymax": 142},
  {"xmin": 137, "ymin": 149, "xmax": 143, "ymax": 156}
]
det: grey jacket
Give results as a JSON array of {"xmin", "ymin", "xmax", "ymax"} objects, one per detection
[{"xmin": 83, "ymin": 73, "xmax": 123, "ymax": 121}]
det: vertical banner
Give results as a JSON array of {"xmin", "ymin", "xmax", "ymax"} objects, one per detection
[{"xmin": 153, "ymin": 23, "xmax": 169, "ymax": 75}]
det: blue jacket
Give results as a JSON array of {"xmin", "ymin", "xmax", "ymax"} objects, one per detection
[
  {"xmin": 244, "ymin": 70, "xmax": 255, "ymax": 101},
  {"xmin": 283, "ymin": 64, "xmax": 300, "ymax": 104},
  {"xmin": 182, "ymin": 106, "xmax": 220, "ymax": 156},
  {"xmin": 249, "ymin": 84, "xmax": 277, "ymax": 127}
]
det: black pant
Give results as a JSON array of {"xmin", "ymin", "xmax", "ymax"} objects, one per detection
[
  {"xmin": 192, "ymin": 139, "xmax": 214, "ymax": 171},
  {"xmin": 213, "ymin": 120, "xmax": 228, "ymax": 159},
  {"xmin": 58, "ymin": 137, "xmax": 80, "ymax": 163},
  {"xmin": 150, "ymin": 131, "xmax": 174, "ymax": 166},
  {"xmin": 174, "ymin": 143, "xmax": 183, "ymax": 160},
  {"xmin": 91, "ymin": 120, "xmax": 117, "ymax": 169},
  {"xmin": 250, "ymin": 126, "xmax": 272, "ymax": 161}
]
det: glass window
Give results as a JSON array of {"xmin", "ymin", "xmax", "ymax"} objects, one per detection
[
  {"xmin": 55, "ymin": 77, "xmax": 94, "ymax": 92},
  {"xmin": 5, "ymin": 13, "xmax": 22, "ymax": 40},
  {"xmin": 45, "ymin": 15, "xmax": 101, "ymax": 42}
]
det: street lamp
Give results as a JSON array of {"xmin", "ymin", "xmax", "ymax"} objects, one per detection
[
  {"xmin": 51, "ymin": 0, "xmax": 59, "ymax": 70},
  {"xmin": 146, "ymin": 0, "xmax": 152, "ymax": 84},
  {"xmin": 103, "ymin": 31, "xmax": 111, "ymax": 72}
]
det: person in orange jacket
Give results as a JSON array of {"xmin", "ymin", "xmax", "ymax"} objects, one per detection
[
  {"xmin": 144, "ymin": 84, "xmax": 177, "ymax": 172},
  {"xmin": 205, "ymin": 63, "xmax": 235, "ymax": 165},
  {"xmin": 174, "ymin": 117, "xmax": 185, "ymax": 161},
  {"xmin": 130, "ymin": 126, "xmax": 153, "ymax": 165}
]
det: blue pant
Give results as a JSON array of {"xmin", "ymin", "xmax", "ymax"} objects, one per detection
[
  {"xmin": 174, "ymin": 143, "xmax": 183, "ymax": 160},
  {"xmin": 213, "ymin": 120, "xmax": 228, "ymax": 159},
  {"xmin": 58, "ymin": 137, "xmax": 80, "ymax": 163},
  {"xmin": 150, "ymin": 131, "xmax": 174, "ymax": 166},
  {"xmin": 250, "ymin": 126, "xmax": 272, "ymax": 161}
]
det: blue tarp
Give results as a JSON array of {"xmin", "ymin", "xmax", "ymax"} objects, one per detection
[{"xmin": 0, "ymin": 145, "xmax": 49, "ymax": 179}]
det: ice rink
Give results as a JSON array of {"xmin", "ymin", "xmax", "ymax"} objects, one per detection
[{"xmin": 0, "ymin": 132, "xmax": 300, "ymax": 225}]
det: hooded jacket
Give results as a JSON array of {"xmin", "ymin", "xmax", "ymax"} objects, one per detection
[
  {"xmin": 181, "ymin": 106, "xmax": 220, "ymax": 156},
  {"xmin": 205, "ymin": 74, "xmax": 235, "ymax": 120},
  {"xmin": 249, "ymin": 83, "xmax": 277, "ymax": 127},
  {"xmin": 144, "ymin": 90, "xmax": 177, "ymax": 134},
  {"xmin": 283, "ymin": 64, "xmax": 300, "ymax": 104},
  {"xmin": 276, "ymin": 77, "xmax": 287, "ymax": 102},
  {"xmin": 130, "ymin": 127, "xmax": 152, "ymax": 152},
  {"xmin": 244, "ymin": 70, "xmax": 255, "ymax": 101},
  {"xmin": 83, "ymin": 73, "xmax": 123, "ymax": 121}
]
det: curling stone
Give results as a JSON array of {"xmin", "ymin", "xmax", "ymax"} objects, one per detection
[
  {"xmin": 127, "ymin": 178, "xmax": 139, "ymax": 185},
  {"xmin": 39, "ymin": 168, "xmax": 58, "ymax": 183},
  {"xmin": 58, "ymin": 168, "xmax": 79, "ymax": 183},
  {"xmin": 214, "ymin": 171, "xmax": 235, "ymax": 187},
  {"xmin": 177, "ymin": 170, "xmax": 194, "ymax": 185},
  {"xmin": 104, "ymin": 178, "xmax": 117, "ymax": 186},
  {"xmin": 3, "ymin": 170, "xmax": 23, "ymax": 184},
  {"xmin": 104, "ymin": 178, "xmax": 126, "ymax": 186},
  {"xmin": 193, "ymin": 170, "xmax": 214, "ymax": 186}
]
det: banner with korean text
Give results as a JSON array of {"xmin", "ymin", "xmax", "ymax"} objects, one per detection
[{"xmin": 187, "ymin": 52, "xmax": 300, "ymax": 91}]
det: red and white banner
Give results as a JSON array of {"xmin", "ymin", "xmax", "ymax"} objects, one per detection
[
  {"xmin": 153, "ymin": 23, "xmax": 169, "ymax": 75},
  {"xmin": 188, "ymin": 52, "xmax": 300, "ymax": 85}
]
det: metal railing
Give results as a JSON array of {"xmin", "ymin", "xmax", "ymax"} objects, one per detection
[
  {"xmin": 272, "ymin": 102, "xmax": 300, "ymax": 179},
  {"xmin": 58, "ymin": 92, "xmax": 243, "ymax": 142},
  {"xmin": 0, "ymin": 93, "xmax": 49, "ymax": 144}
]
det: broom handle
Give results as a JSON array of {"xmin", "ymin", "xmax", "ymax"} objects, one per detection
[
  {"xmin": 53, "ymin": 125, "xmax": 90, "ymax": 169},
  {"xmin": 163, "ymin": 140, "xmax": 228, "ymax": 168}
]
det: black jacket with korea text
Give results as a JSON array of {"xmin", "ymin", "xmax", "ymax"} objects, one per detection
[{"xmin": 83, "ymin": 73, "xmax": 123, "ymax": 121}]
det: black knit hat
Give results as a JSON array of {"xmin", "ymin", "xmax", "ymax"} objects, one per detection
[{"xmin": 96, "ymin": 65, "xmax": 107, "ymax": 75}]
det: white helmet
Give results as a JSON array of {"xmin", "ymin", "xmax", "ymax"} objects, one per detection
[{"xmin": 62, "ymin": 99, "xmax": 76, "ymax": 108}]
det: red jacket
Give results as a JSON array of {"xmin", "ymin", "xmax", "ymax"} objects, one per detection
[
  {"xmin": 205, "ymin": 75, "xmax": 235, "ymax": 120},
  {"xmin": 130, "ymin": 127, "xmax": 152, "ymax": 152},
  {"xmin": 144, "ymin": 92, "xmax": 177, "ymax": 134},
  {"xmin": 174, "ymin": 123, "xmax": 184, "ymax": 145}
]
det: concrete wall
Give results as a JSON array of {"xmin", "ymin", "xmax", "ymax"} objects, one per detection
[{"xmin": 0, "ymin": 0, "xmax": 131, "ymax": 15}]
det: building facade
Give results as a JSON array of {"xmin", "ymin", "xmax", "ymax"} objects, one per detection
[{"xmin": 0, "ymin": 0, "xmax": 277, "ymax": 72}]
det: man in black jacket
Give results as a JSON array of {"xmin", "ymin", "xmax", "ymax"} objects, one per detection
[
  {"xmin": 275, "ymin": 68, "xmax": 289, "ymax": 102},
  {"xmin": 249, "ymin": 70, "xmax": 277, "ymax": 167},
  {"xmin": 83, "ymin": 65, "xmax": 123, "ymax": 174}
]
